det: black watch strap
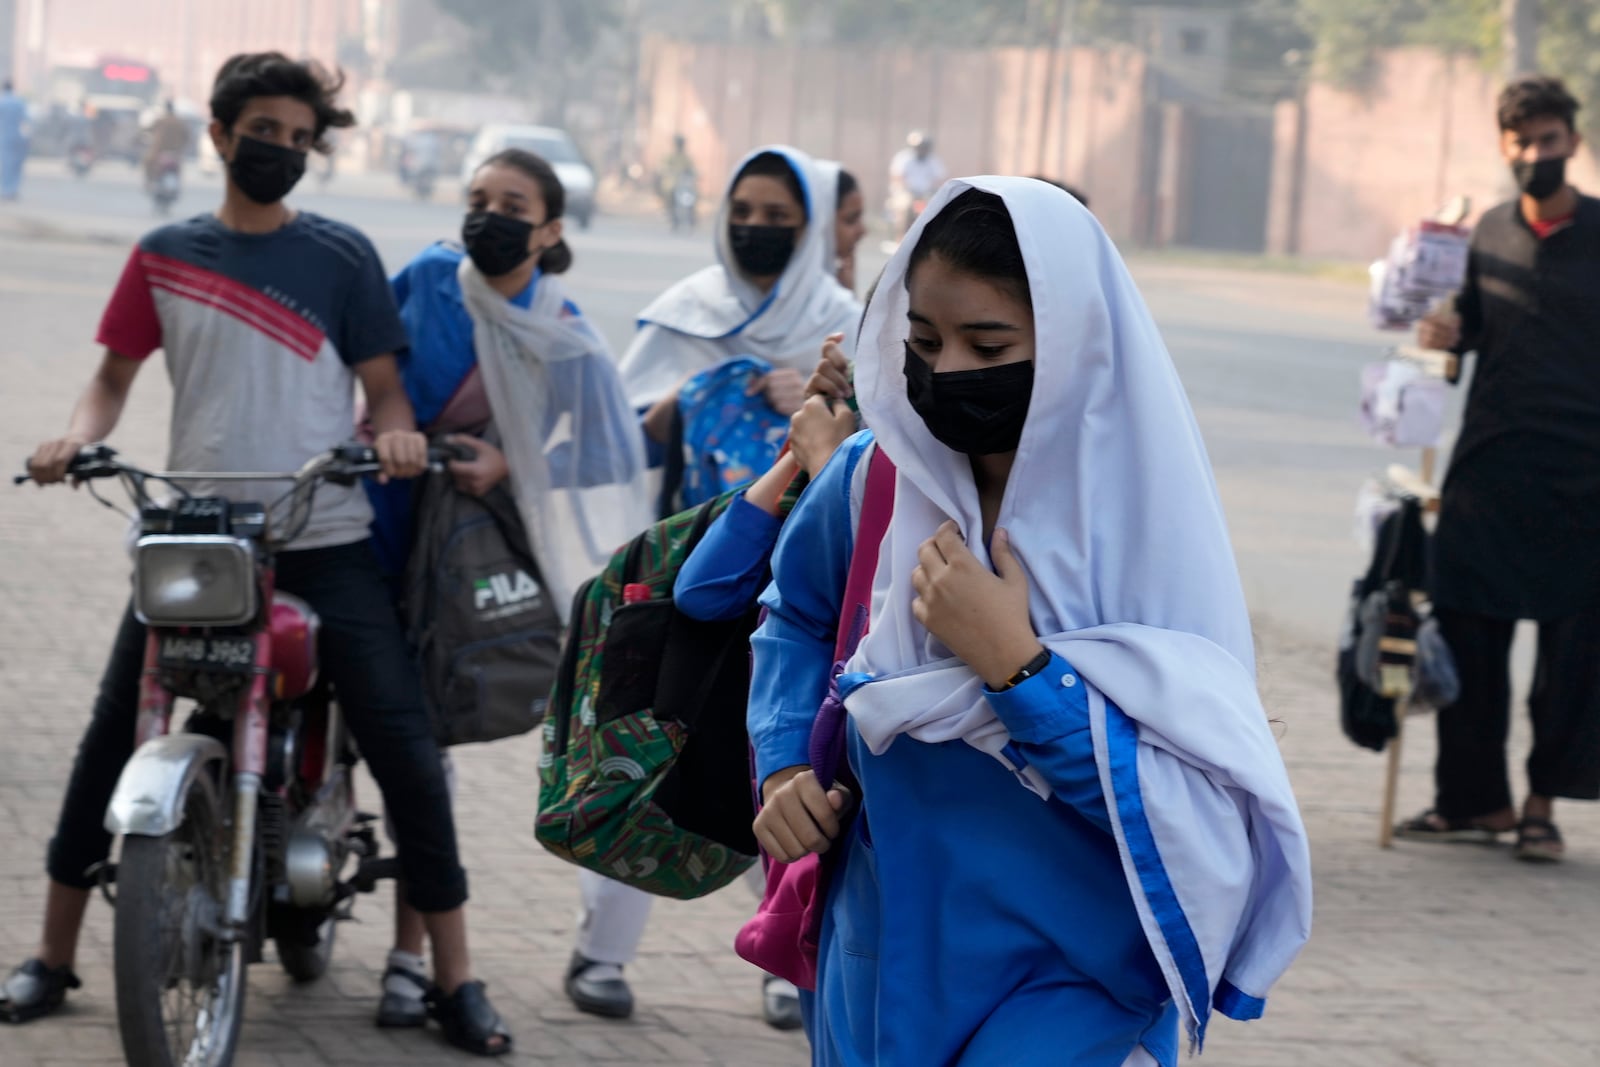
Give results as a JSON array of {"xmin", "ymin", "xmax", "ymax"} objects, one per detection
[{"xmin": 998, "ymin": 648, "xmax": 1052, "ymax": 691}]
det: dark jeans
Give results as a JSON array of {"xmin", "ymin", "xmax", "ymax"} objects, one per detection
[
  {"xmin": 47, "ymin": 539, "xmax": 468, "ymax": 912},
  {"xmin": 1434, "ymin": 604, "xmax": 1600, "ymax": 819}
]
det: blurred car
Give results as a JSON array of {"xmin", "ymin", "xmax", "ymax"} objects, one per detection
[
  {"xmin": 459, "ymin": 124, "xmax": 595, "ymax": 228},
  {"xmin": 397, "ymin": 121, "xmax": 473, "ymax": 180}
]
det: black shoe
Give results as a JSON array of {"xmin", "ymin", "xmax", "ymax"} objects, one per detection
[
  {"xmin": 762, "ymin": 974, "xmax": 803, "ymax": 1031},
  {"xmin": 375, "ymin": 964, "xmax": 431, "ymax": 1029},
  {"xmin": 564, "ymin": 951, "xmax": 634, "ymax": 1020},
  {"xmin": 0, "ymin": 959, "xmax": 82, "ymax": 1024},
  {"xmin": 424, "ymin": 980, "xmax": 513, "ymax": 1057}
]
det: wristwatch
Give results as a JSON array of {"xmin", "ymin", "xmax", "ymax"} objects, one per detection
[{"xmin": 997, "ymin": 648, "xmax": 1051, "ymax": 692}]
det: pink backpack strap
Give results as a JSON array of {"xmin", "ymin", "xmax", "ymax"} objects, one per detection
[{"xmin": 811, "ymin": 443, "xmax": 896, "ymax": 787}]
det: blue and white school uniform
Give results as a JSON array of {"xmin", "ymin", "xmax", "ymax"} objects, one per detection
[
  {"xmin": 618, "ymin": 144, "xmax": 861, "ymax": 409},
  {"xmin": 747, "ymin": 178, "xmax": 1312, "ymax": 1066},
  {"xmin": 372, "ymin": 242, "xmax": 648, "ymax": 583},
  {"xmin": 376, "ymin": 241, "xmax": 648, "ymax": 615},
  {"xmin": 753, "ymin": 433, "xmax": 1178, "ymax": 1066}
]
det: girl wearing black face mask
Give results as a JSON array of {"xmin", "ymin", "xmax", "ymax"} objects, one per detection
[
  {"xmin": 582, "ymin": 145, "xmax": 860, "ymax": 1025},
  {"xmin": 748, "ymin": 181, "xmax": 1311, "ymax": 1067},
  {"xmin": 364, "ymin": 148, "xmax": 649, "ymax": 1031},
  {"xmin": 619, "ymin": 145, "xmax": 863, "ymax": 447}
]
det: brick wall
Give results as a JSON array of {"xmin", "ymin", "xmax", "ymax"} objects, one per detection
[
  {"xmin": 635, "ymin": 36, "xmax": 1152, "ymax": 243},
  {"xmin": 1271, "ymin": 48, "xmax": 1600, "ymax": 260}
]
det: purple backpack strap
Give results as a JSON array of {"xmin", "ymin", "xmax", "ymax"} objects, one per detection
[{"xmin": 808, "ymin": 445, "xmax": 896, "ymax": 788}]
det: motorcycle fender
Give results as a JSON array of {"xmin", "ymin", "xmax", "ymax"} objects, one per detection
[{"xmin": 104, "ymin": 734, "xmax": 228, "ymax": 837}]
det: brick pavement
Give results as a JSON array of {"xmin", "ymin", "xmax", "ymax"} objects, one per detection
[{"xmin": 2, "ymin": 223, "xmax": 1598, "ymax": 1066}]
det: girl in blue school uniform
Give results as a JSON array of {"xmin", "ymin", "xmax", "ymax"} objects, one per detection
[
  {"xmin": 365, "ymin": 147, "xmax": 647, "ymax": 1031},
  {"xmin": 747, "ymin": 178, "xmax": 1314, "ymax": 1066},
  {"xmin": 368, "ymin": 148, "xmax": 646, "ymax": 591}
]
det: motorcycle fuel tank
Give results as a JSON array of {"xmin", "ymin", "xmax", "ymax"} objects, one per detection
[{"xmin": 269, "ymin": 592, "xmax": 320, "ymax": 699}]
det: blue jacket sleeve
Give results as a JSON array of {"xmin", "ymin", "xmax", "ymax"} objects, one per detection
[
  {"xmin": 984, "ymin": 653, "xmax": 1112, "ymax": 833},
  {"xmin": 748, "ymin": 432, "xmax": 873, "ymax": 788},
  {"xmin": 673, "ymin": 494, "xmax": 782, "ymax": 622}
]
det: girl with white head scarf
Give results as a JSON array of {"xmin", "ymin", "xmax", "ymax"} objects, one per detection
[
  {"xmin": 748, "ymin": 177, "xmax": 1311, "ymax": 1065},
  {"xmin": 817, "ymin": 160, "xmax": 868, "ymax": 293},
  {"xmin": 623, "ymin": 145, "xmax": 862, "ymax": 435},
  {"xmin": 563, "ymin": 146, "xmax": 862, "ymax": 1025}
]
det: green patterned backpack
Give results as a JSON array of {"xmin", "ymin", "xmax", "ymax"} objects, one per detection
[{"xmin": 536, "ymin": 483, "xmax": 795, "ymax": 899}]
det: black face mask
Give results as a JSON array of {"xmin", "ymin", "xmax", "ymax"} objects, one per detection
[
  {"xmin": 462, "ymin": 211, "xmax": 537, "ymax": 276},
  {"xmin": 1512, "ymin": 156, "xmax": 1567, "ymax": 201},
  {"xmin": 729, "ymin": 224, "xmax": 797, "ymax": 277},
  {"xmin": 228, "ymin": 135, "xmax": 307, "ymax": 205},
  {"xmin": 904, "ymin": 342, "xmax": 1035, "ymax": 455}
]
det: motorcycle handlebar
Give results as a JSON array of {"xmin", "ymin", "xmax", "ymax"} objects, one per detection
[
  {"xmin": 14, "ymin": 441, "xmax": 472, "ymax": 487},
  {"xmin": 10, "ymin": 443, "xmax": 120, "ymax": 485}
]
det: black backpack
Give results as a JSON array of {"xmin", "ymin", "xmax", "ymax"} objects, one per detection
[
  {"xmin": 1336, "ymin": 498, "xmax": 1428, "ymax": 752},
  {"xmin": 404, "ymin": 469, "xmax": 562, "ymax": 747},
  {"xmin": 537, "ymin": 471, "xmax": 808, "ymax": 899}
]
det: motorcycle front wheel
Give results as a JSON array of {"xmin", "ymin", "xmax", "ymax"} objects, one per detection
[{"xmin": 113, "ymin": 772, "xmax": 246, "ymax": 1067}]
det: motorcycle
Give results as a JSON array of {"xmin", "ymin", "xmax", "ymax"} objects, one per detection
[
  {"xmin": 884, "ymin": 187, "xmax": 931, "ymax": 247},
  {"xmin": 15, "ymin": 442, "xmax": 460, "ymax": 1067},
  {"xmin": 68, "ymin": 142, "xmax": 95, "ymax": 178},
  {"xmin": 148, "ymin": 152, "xmax": 182, "ymax": 216},
  {"xmin": 409, "ymin": 165, "xmax": 438, "ymax": 201},
  {"xmin": 668, "ymin": 171, "xmax": 698, "ymax": 232}
]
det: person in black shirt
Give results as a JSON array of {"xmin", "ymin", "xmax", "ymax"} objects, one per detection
[{"xmin": 1397, "ymin": 76, "xmax": 1600, "ymax": 863}]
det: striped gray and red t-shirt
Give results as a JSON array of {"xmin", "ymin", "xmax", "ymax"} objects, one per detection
[{"xmin": 97, "ymin": 212, "xmax": 408, "ymax": 549}]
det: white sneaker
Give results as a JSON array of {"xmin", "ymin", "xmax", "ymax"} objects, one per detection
[{"xmin": 762, "ymin": 974, "xmax": 802, "ymax": 1031}]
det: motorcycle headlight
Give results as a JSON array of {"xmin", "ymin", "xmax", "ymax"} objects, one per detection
[{"xmin": 134, "ymin": 536, "xmax": 258, "ymax": 627}]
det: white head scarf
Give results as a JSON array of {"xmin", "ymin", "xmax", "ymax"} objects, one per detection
[
  {"xmin": 815, "ymin": 159, "xmax": 844, "ymax": 278},
  {"xmin": 843, "ymin": 176, "xmax": 1310, "ymax": 1046},
  {"xmin": 619, "ymin": 144, "xmax": 862, "ymax": 407},
  {"xmin": 460, "ymin": 259, "xmax": 653, "ymax": 619}
]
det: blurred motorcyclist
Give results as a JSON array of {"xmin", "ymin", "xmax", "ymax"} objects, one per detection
[
  {"xmin": 142, "ymin": 101, "xmax": 189, "ymax": 186},
  {"xmin": 400, "ymin": 130, "xmax": 441, "ymax": 199},
  {"xmin": 658, "ymin": 134, "xmax": 699, "ymax": 230},
  {"xmin": 886, "ymin": 130, "xmax": 947, "ymax": 239}
]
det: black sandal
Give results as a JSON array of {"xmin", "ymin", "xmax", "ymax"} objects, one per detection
[
  {"xmin": 1515, "ymin": 817, "xmax": 1565, "ymax": 863},
  {"xmin": 0, "ymin": 959, "xmax": 82, "ymax": 1024},
  {"xmin": 1393, "ymin": 808, "xmax": 1507, "ymax": 845},
  {"xmin": 375, "ymin": 964, "xmax": 431, "ymax": 1029},
  {"xmin": 425, "ymin": 980, "xmax": 513, "ymax": 1057}
]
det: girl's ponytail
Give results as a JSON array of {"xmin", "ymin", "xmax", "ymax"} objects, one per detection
[{"xmin": 538, "ymin": 239, "xmax": 573, "ymax": 275}]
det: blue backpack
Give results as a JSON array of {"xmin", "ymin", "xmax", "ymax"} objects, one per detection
[{"xmin": 658, "ymin": 357, "xmax": 789, "ymax": 517}]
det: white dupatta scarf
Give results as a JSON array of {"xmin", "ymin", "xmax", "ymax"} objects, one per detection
[
  {"xmin": 618, "ymin": 144, "xmax": 862, "ymax": 407},
  {"xmin": 842, "ymin": 177, "xmax": 1312, "ymax": 1048},
  {"xmin": 459, "ymin": 258, "xmax": 652, "ymax": 619}
]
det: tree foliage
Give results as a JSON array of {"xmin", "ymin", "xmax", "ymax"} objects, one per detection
[
  {"xmin": 1295, "ymin": 0, "xmax": 1600, "ymax": 137},
  {"xmin": 767, "ymin": 0, "xmax": 1039, "ymax": 45},
  {"xmin": 756, "ymin": 0, "xmax": 1599, "ymax": 122},
  {"xmin": 434, "ymin": 0, "xmax": 616, "ymax": 78}
]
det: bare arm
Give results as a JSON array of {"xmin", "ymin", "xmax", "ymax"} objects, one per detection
[
  {"xmin": 70, "ymin": 350, "xmax": 141, "ymax": 440},
  {"xmin": 642, "ymin": 393, "xmax": 677, "ymax": 444},
  {"xmin": 353, "ymin": 355, "xmax": 427, "ymax": 481},
  {"xmin": 28, "ymin": 350, "xmax": 143, "ymax": 483}
]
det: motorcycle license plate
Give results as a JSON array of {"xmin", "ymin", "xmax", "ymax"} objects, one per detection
[{"xmin": 156, "ymin": 634, "xmax": 257, "ymax": 674}]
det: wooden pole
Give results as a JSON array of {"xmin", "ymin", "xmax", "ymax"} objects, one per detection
[
  {"xmin": 1379, "ymin": 697, "xmax": 1407, "ymax": 848},
  {"xmin": 1035, "ymin": 0, "xmax": 1070, "ymax": 176},
  {"xmin": 1381, "ymin": 445, "xmax": 1438, "ymax": 848},
  {"xmin": 1501, "ymin": 0, "xmax": 1540, "ymax": 80}
]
